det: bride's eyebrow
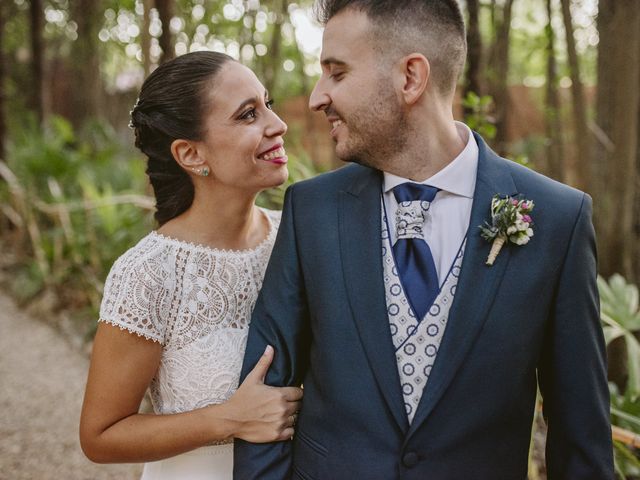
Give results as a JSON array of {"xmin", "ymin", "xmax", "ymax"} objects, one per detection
[{"xmin": 230, "ymin": 91, "xmax": 269, "ymax": 118}]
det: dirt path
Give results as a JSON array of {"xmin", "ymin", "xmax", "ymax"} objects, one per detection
[{"xmin": 0, "ymin": 292, "xmax": 142, "ymax": 480}]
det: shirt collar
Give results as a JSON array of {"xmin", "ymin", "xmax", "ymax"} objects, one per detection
[{"xmin": 383, "ymin": 121, "xmax": 478, "ymax": 199}]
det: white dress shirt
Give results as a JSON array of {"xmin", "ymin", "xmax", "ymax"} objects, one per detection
[{"xmin": 382, "ymin": 122, "xmax": 479, "ymax": 285}]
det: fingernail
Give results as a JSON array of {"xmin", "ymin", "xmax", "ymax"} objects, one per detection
[{"xmin": 264, "ymin": 345, "xmax": 273, "ymax": 355}]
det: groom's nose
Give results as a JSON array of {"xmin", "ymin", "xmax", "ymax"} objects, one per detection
[{"xmin": 309, "ymin": 76, "xmax": 330, "ymax": 112}]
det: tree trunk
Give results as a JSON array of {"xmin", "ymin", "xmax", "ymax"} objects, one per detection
[
  {"xmin": 593, "ymin": 0, "xmax": 640, "ymax": 282},
  {"xmin": 489, "ymin": 0, "xmax": 515, "ymax": 155},
  {"xmin": 29, "ymin": 0, "xmax": 44, "ymax": 124},
  {"xmin": 240, "ymin": 0, "xmax": 260, "ymax": 74},
  {"xmin": 544, "ymin": 0, "xmax": 563, "ymax": 181},
  {"xmin": 290, "ymin": 9, "xmax": 323, "ymax": 168},
  {"xmin": 560, "ymin": 0, "xmax": 589, "ymax": 191},
  {"xmin": 636, "ymin": 73, "xmax": 640, "ymax": 283},
  {"xmin": 489, "ymin": 0, "xmax": 497, "ymax": 32},
  {"xmin": 463, "ymin": 0, "xmax": 482, "ymax": 111},
  {"xmin": 69, "ymin": 0, "xmax": 103, "ymax": 127},
  {"xmin": 141, "ymin": 0, "xmax": 153, "ymax": 76},
  {"xmin": 264, "ymin": 0, "xmax": 287, "ymax": 94},
  {"xmin": 636, "ymin": 84, "xmax": 640, "ymax": 283},
  {"xmin": 0, "ymin": 1, "xmax": 6, "ymax": 160},
  {"xmin": 156, "ymin": 0, "xmax": 175, "ymax": 64}
]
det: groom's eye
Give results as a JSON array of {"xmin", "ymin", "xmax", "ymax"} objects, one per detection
[{"xmin": 239, "ymin": 108, "xmax": 257, "ymax": 120}]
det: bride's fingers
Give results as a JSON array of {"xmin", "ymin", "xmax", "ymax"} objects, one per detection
[
  {"xmin": 290, "ymin": 413, "xmax": 298, "ymax": 426},
  {"xmin": 285, "ymin": 414, "xmax": 298, "ymax": 428},
  {"xmin": 278, "ymin": 427, "xmax": 295, "ymax": 441},
  {"xmin": 285, "ymin": 402, "xmax": 301, "ymax": 418},
  {"xmin": 283, "ymin": 403, "xmax": 299, "ymax": 417},
  {"xmin": 281, "ymin": 387, "xmax": 303, "ymax": 401},
  {"xmin": 244, "ymin": 345, "xmax": 274, "ymax": 383}
]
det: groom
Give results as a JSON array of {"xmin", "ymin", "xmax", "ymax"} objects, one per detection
[{"xmin": 235, "ymin": 0, "xmax": 613, "ymax": 478}]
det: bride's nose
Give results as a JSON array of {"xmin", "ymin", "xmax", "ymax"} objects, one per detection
[{"xmin": 265, "ymin": 110, "xmax": 287, "ymax": 137}]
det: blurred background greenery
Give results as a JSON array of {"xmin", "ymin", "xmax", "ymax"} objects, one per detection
[{"xmin": 0, "ymin": 0, "xmax": 638, "ymax": 477}]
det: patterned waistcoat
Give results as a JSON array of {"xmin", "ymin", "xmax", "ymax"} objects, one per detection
[{"xmin": 381, "ymin": 202, "xmax": 467, "ymax": 423}]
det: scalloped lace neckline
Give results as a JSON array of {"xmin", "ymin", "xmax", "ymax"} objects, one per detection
[{"xmin": 150, "ymin": 208, "xmax": 276, "ymax": 256}]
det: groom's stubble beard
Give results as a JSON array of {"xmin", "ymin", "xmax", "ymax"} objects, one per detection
[{"xmin": 337, "ymin": 80, "xmax": 409, "ymax": 172}]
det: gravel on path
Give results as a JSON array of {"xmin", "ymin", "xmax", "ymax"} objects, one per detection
[{"xmin": 0, "ymin": 292, "xmax": 142, "ymax": 480}]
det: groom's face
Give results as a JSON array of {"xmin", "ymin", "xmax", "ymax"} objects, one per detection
[{"xmin": 309, "ymin": 9, "xmax": 407, "ymax": 170}]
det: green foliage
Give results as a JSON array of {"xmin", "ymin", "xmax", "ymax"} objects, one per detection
[
  {"xmin": 98, "ymin": 0, "xmax": 317, "ymax": 100},
  {"xmin": 600, "ymin": 274, "xmax": 640, "ymax": 399},
  {"xmin": 507, "ymin": 135, "xmax": 544, "ymax": 170},
  {"xmin": 0, "ymin": 116, "xmax": 154, "ymax": 317},
  {"xmin": 614, "ymin": 440, "xmax": 640, "ymax": 480},
  {"xmin": 10, "ymin": 261, "xmax": 45, "ymax": 305},
  {"xmin": 0, "ymin": 115, "xmax": 324, "ymax": 331},
  {"xmin": 599, "ymin": 274, "xmax": 640, "ymax": 477},
  {"xmin": 610, "ymin": 382, "xmax": 640, "ymax": 475},
  {"xmin": 462, "ymin": 92, "xmax": 534, "ymax": 169},
  {"xmin": 503, "ymin": 0, "xmax": 597, "ymax": 86},
  {"xmin": 462, "ymin": 92, "xmax": 497, "ymax": 141},
  {"xmin": 509, "ymin": 153, "xmax": 533, "ymax": 169}
]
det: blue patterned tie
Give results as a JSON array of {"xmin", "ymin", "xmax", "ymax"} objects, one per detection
[{"xmin": 392, "ymin": 183, "xmax": 440, "ymax": 320}]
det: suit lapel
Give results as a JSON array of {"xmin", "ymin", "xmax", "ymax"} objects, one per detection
[
  {"xmin": 407, "ymin": 135, "xmax": 518, "ymax": 436},
  {"xmin": 339, "ymin": 166, "xmax": 409, "ymax": 434}
]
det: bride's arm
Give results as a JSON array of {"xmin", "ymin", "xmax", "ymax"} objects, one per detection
[{"xmin": 79, "ymin": 322, "xmax": 301, "ymax": 464}]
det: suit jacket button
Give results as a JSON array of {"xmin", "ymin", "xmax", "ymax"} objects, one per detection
[{"xmin": 402, "ymin": 452, "xmax": 419, "ymax": 468}]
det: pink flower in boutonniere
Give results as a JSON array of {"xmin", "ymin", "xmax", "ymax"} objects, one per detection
[{"xmin": 479, "ymin": 194, "xmax": 535, "ymax": 266}]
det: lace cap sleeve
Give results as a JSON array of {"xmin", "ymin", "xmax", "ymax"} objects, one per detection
[{"xmin": 98, "ymin": 242, "xmax": 170, "ymax": 344}]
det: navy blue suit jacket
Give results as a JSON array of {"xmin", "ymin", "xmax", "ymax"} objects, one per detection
[{"xmin": 234, "ymin": 135, "xmax": 613, "ymax": 479}]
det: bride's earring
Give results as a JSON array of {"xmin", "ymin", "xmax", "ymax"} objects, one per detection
[{"xmin": 191, "ymin": 166, "xmax": 210, "ymax": 177}]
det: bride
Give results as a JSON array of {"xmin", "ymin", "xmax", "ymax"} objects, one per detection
[{"xmin": 79, "ymin": 51, "xmax": 302, "ymax": 479}]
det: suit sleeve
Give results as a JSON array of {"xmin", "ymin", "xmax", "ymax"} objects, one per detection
[
  {"xmin": 233, "ymin": 186, "xmax": 311, "ymax": 480},
  {"xmin": 538, "ymin": 193, "xmax": 614, "ymax": 478}
]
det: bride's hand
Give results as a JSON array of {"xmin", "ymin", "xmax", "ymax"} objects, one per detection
[{"xmin": 225, "ymin": 345, "xmax": 303, "ymax": 443}]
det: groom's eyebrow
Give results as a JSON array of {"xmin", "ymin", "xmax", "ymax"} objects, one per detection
[{"xmin": 321, "ymin": 58, "xmax": 347, "ymax": 68}]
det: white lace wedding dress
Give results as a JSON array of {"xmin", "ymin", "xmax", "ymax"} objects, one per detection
[{"xmin": 98, "ymin": 208, "xmax": 281, "ymax": 480}]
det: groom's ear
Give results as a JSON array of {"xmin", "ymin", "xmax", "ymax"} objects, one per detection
[{"xmin": 397, "ymin": 54, "xmax": 430, "ymax": 106}]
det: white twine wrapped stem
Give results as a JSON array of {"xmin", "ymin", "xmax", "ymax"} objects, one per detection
[{"xmin": 486, "ymin": 235, "xmax": 506, "ymax": 266}]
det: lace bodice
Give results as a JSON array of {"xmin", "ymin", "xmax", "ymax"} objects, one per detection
[{"xmin": 99, "ymin": 208, "xmax": 281, "ymax": 414}]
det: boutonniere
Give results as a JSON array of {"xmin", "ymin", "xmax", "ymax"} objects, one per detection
[{"xmin": 479, "ymin": 194, "xmax": 535, "ymax": 266}]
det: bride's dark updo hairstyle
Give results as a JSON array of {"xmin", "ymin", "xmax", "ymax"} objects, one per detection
[{"xmin": 130, "ymin": 51, "xmax": 233, "ymax": 226}]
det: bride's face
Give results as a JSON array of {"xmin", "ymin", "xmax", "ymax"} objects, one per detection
[{"xmin": 196, "ymin": 61, "xmax": 289, "ymax": 193}]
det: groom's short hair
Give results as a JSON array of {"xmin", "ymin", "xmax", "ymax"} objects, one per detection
[{"xmin": 315, "ymin": 0, "xmax": 467, "ymax": 95}]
